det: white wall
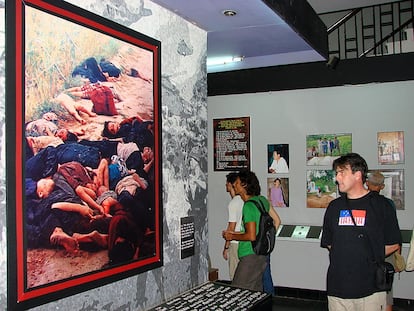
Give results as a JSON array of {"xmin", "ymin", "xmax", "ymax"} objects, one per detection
[{"xmin": 208, "ymin": 81, "xmax": 414, "ymax": 299}]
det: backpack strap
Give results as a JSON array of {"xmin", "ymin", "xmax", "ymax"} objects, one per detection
[
  {"xmin": 247, "ymin": 198, "xmax": 267, "ymax": 215},
  {"xmin": 345, "ymin": 191, "xmax": 385, "ymax": 263}
]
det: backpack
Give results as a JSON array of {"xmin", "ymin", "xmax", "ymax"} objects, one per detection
[{"xmin": 248, "ymin": 199, "xmax": 276, "ymax": 255}]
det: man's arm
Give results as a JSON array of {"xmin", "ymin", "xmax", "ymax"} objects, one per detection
[
  {"xmin": 75, "ymin": 186, "xmax": 104, "ymax": 214},
  {"xmin": 223, "ymin": 222, "xmax": 256, "ymax": 242},
  {"xmin": 131, "ymin": 173, "xmax": 148, "ymax": 190},
  {"xmin": 143, "ymin": 158, "xmax": 154, "ymax": 173},
  {"xmin": 280, "ymin": 158, "xmax": 289, "ymax": 172},
  {"xmin": 223, "ymin": 222, "xmax": 236, "ymax": 260},
  {"xmin": 269, "ymin": 206, "xmax": 281, "ymax": 230},
  {"xmin": 51, "ymin": 202, "xmax": 94, "ymax": 219},
  {"xmin": 385, "ymin": 243, "xmax": 400, "ymax": 257},
  {"xmin": 268, "ymin": 160, "xmax": 276, "ymax": 173}
]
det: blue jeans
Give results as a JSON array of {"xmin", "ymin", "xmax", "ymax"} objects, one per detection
[{"xmin": 263, "ymin": 255, "xmax": 275, "ymax": 295}]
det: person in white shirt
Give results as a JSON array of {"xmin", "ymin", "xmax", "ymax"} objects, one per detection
[
  {"xmin": 268, "ymin": 150, "xmax": 289, "ymax": 173},
  {"xmin": 222, "ymin": 172, "xmax": 244, "ymax": 280}
]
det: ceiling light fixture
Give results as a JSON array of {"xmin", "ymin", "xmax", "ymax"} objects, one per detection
[
  {"xmin": 231, "ymin": 56, "xmax": 244, "ymax": 62},
  {"xmin": 222, "ymin": 10, "xmax": 237, "ymax": 17},
  {"xmin": 207, "ymin": 56, "xmax": 244, "ymax": 67}
]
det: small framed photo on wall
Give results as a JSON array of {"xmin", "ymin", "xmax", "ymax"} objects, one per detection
[
  {"xmin": 367, "ymin": 169, "xmax": 405, "ymax": 210},
  {"xmin": 267, "ymin": 144, "xmax": 289, "ymax": 173},
  {"xmin": 267, "ymin": 177, "xmax": 289, "ymax": 207},
  {"xmin": 306, "ymin": 133, "xmax": 352, "ymax": 166},
  {"xmin": 306, "ymin": 170, "xmax": 338, "ymax": 208},
  {"xmin": 377, "ymin": 131, "xmax": 404, "ymax": 165}
]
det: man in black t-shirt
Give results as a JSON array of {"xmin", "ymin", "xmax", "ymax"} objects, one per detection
[{"xmin": 321, "ymin": 153, "xmax": 401, "ymax": 311}]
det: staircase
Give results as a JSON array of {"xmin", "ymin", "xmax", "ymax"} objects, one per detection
[{"xmin": 319, "ymin": 0, "xmax": 414, "ymax": 60}]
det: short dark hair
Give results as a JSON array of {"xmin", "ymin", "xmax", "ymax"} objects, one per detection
[
  {"xmin": 238, "ymin": 170, "xmax": 261, "ymax": 196},
  {"xmin": 102, "ymin": 121, "xmax": 117, "ymax": 138},
  {"xmin": 66, "ymin": 131, "xmax": 78, "ymax": 142},
  {"xmin": 332, "ymin": 153, "xmax": 368, "ymax": 183},
  {"xmin": 226, "ymin": 172, "xmax": 239, "ymax": 184}
]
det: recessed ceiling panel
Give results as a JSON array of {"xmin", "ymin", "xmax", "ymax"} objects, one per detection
[
  {"xmin": 151, "ymin": 0, "xmax": 328, "ymax": 72},
  {"xmin": 151, "ymin": 0, "xmax": 286, "ymax": 31}
]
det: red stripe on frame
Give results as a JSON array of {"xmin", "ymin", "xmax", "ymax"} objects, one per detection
[
  {"xmin": 16, "ymin": 0, "xmax": 162, "ymax": 302},
  {"xmin": 25, "ymin": 0, "xmax": 158, "ymax": 53},
  {"xmin": 15, "ymin": 0, "xmax": 25, "ymax": 302}
]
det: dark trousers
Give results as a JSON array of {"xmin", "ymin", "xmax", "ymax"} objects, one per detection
[{"xmin": 232, "ymin": 254, "xmax": 267, "ymax": 292}]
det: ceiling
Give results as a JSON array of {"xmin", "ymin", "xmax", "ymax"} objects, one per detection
[{"xmin": 151, "ymin": 0, "xmax": 398, "ymax": 73}]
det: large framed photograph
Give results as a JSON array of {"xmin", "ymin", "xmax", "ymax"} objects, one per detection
[
  {"xmin": 367, "ymin": 169, "xmax": 405, "ymax": 210},
  {"xmin": 7, "ymin": 0, "xmax": 162, "ymax": 309},
  {"xmin": 306, "ymin": 133, "xmax": 352, "ymax": 166}
]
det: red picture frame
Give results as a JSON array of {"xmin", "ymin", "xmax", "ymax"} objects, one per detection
[{"xmin": 6, "ymin": 0, "xmax": 162, "ymax": 309}]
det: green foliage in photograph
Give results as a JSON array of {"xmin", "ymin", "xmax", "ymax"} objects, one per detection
[
  {"xmin": 25, "ymin": 6, "xmax": 120, "ymax": 121},
  {"xmin": 306, "ymin": 133, "xmax": 352, "ymax": 157},
  {"xmin": 307, "ymin": 170, "xmax": 336, "ymax": 194}
]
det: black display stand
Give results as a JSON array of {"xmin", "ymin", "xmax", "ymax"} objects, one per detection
[{"xmin": 149, "ymin": 281, "xmax": 272, "ymax": 311}]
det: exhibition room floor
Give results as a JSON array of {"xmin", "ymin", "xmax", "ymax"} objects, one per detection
[
  {"xmin": 271, "ymin": 296, "xmax": 414, "ymax": 311},
  {"xmin": 272, "ymin": 296, "xmax": 327, "ymax": 310},
  {"xmin": 211, "ymin": 281, "xmax": 414, "ymax": 310}
]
